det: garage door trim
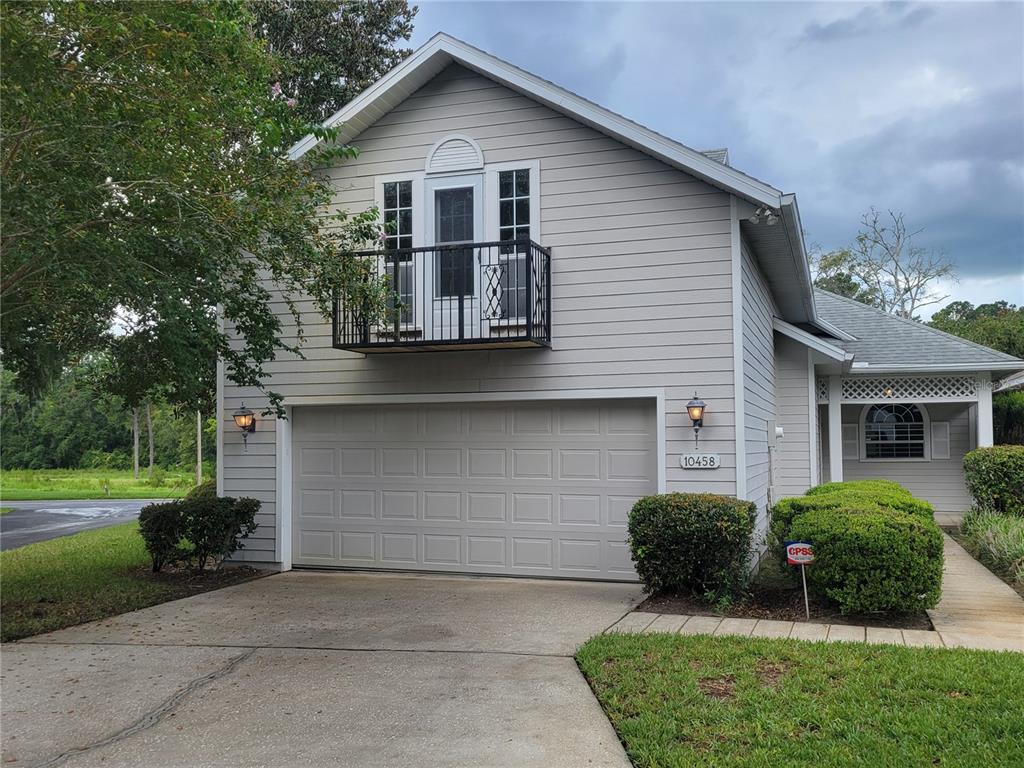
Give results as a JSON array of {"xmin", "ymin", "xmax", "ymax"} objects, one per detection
[{"xmin": 274, "ymin": 388, "xmax": 667, "ymax": 572}]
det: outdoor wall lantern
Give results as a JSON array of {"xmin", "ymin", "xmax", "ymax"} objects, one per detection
[
  {"xmin": 686, "ymin": 393, "xmax": 707, "ymax": 448},
  {"xmin": 232, "ymin": 403, "xmax": 256, "ymax": 452}
]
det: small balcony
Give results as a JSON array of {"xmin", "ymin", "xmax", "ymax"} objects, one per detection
[{"xmin": 333, "ymin": 239, "xmax": 551, "ymax": 353}]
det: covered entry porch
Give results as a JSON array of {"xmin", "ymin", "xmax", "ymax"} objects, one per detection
[{"xmin": 817, "ymin": 373, "xmax": 993, "ymax": 512}]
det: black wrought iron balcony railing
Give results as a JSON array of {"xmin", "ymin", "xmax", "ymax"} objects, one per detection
[{"xmin": 333, "ymin": 239, "xmax": 551, "ymax": 352}]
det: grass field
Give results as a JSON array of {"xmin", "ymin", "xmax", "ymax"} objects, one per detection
[
  {"xmin": 0, "ymin": 522, "xmax": 258, "ymax": 642},
  {"xmin": 0, "ymin": 468, "xmax": 197, "ymax": 500},
  {"xmin": 578, "ymin": 633, "xmax": 1024, "ymax": 767}
]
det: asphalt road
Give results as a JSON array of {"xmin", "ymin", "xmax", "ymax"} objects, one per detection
[{"xmin": 0, "ymin": 499, "xmax": 165, "ymax": 551}]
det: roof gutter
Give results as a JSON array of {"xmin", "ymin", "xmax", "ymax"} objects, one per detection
[{"xmin": 849, "ymin": 361, "xmax": 1024, "ymax": 373}]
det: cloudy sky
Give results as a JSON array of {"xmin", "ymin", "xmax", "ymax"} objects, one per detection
[{"xmin": 410, "ymin": 1, "xmax": 1024, "ymax": 315}]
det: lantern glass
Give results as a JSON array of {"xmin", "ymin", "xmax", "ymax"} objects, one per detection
[
  {"xmin": 686, "ymin": 396, "xmax": 706, "ymax": 424},
  {"xmin": 233, "ymin": 406, "xmax": 255, "ymax": 431}
]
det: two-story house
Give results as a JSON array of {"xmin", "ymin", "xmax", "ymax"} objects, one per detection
[{"xmin": 218, "ymin": 33, "xmax": 1024, "ymax": 578}]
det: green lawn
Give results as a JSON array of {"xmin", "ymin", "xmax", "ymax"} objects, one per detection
[
  {"xmin": 0, "ymin": 468, "xmax": 196, "ymax": 500},
  {"xmin": 0, "ymin": 522, "xmax": 257, "ymax": 642},
  {"xmin": 577, "ymin": 633, "xmax": 1024, "ymax": 767}
]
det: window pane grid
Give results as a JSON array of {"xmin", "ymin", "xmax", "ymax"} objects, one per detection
[
  {"xmin": 382, "ymin": 180, "xmax": 413, "ymax": 257},
  {"xmin": 498, "ymin": 170, "xmax": 530, "ymax": 319},
  {"xmin": 864, "ymin": 404, "xmax": 925, "ymax": 459}
]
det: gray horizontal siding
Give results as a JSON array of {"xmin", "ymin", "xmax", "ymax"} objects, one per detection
[
  {"xmin": 774, "ymin": 334, "xmax": 813, "ymax": 499},
  {"xmin": 221, "ymin": 63, "xmax": 742, "ymax": 563},
  {"xmin": 740, "ymin": 240, "xmax": 777, "ymax": 541}
]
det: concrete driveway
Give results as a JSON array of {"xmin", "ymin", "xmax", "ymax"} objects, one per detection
[{"xmin": 2, "ymin": 571, "xmax": 642, "ymax": 767}]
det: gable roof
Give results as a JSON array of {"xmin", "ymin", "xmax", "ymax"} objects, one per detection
[
  {"xmin": 288, "ymin": 33, "xmax": 821, "ymax": 325},
  {"xmin": 814, "ymin": 290, "xmax": 1024, "ymax": 374}
]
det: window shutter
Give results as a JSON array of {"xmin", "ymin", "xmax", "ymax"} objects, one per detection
[
  {"xmin": 841, "ymin": 424, "xmax": 858, "ymax": 460},
  {"xmin": 931, "ymin": 422, "xmax": 950, "ymax": 460}
]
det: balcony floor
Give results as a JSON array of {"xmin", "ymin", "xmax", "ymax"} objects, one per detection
[{"xmin": 336, "ymin": 337, "xmax": 549, "ymax": 353}]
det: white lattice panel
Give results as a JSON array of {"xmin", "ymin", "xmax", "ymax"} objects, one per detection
[
  {"xmin": 840, "ymin": 376, "xmax": 977, "ymax": 403},
  {"xmin": 817, "ymin": 378, "xmax": 829, "ymax": 404}
]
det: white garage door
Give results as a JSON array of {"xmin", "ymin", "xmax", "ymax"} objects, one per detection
[{"xmin": 291, "ymin": 399, "xmax": 657, "ymax": 580}]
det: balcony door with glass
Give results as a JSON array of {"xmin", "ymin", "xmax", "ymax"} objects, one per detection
[{"xmin": 425, "ymin": 174, "xmax": 483, "ymax": 341}]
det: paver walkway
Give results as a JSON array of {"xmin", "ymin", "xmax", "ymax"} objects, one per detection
[
  {"xmin": 926, "ymin": 532, "xmax": 1024, "ymax": 651},
  {"xmin": 608, "ymin": 533, "xmax": 1023, "ymax": 652}
]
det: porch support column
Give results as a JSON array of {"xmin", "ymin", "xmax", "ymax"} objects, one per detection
[
  {"xmin": 977, "ymin": 372, "xmax": 994, "ymax": 447},
  {"xmin": 827, "ymin": 375, "xmax": 843, "ymax": 482}
]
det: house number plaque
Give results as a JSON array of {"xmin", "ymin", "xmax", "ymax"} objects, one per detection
[{"xmin": 680, "ymin": 454, "xmax": 721, "ymax": 470}]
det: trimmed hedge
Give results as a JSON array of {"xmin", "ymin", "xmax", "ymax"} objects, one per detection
[
  {"xmin": 789, "ymin": 508, "xmax": 943, "ymax": 613},
  {"xmin": 963, "ymin": 445, "xmax": 1024, "ymax": 517},
  {"xmin": 770, "ymin": 484, "xmax": 934, "ymax": 554},
  {"xmin": 628, "ymin": 493, "xmax": 756, "ymax": 601},
  {"xmin": 770, "ymin": 480, "xmax": 943, "ymax": 614},
  {"xmin": 138, "ymin": 494, "xmax": 259, "ymax": 572}
]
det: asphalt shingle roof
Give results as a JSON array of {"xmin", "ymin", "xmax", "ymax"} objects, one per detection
[{"xmin": 814, "ymin": 289, "xmax": 1023, "ymax": 370}]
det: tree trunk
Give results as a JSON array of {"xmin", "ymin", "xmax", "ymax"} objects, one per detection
[
  {"xmin": 146, "ymin": 401, "xmax": 154, "ymax": 476},
  {"xmin": 196, "ymin": 410, "xmax": 203, "ymax": 486},
  {"xmin": 132, "ymin": 407, "xmax": 140, "ymax": 480}
]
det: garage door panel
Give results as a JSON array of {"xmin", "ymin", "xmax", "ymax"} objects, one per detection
[{"xmin": 292, "ymin": 399, "xmax": 656, "ymax": 580}]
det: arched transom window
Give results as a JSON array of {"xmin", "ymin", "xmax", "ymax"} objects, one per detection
[{"xmin": 863, "ymin": 404, "xmax": 926, "ymax": 459}]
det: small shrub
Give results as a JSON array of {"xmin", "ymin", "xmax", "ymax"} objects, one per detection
[
  {"xmin": 138, "ymin": 501, "xmax": 185, "ymax": 572},
  {"xmin": 789, "ymin": 507, "xmax": 944, "ymax": 613},
  {"xmin": 963, "ymin": 446, "xmax": 1024, "ymax": 517},
  {"xmin": 628, "ymin": 493, "xmax": 756, "ymax": 602},
  {"xmin": 994, "ymin": 390, "xmax": 1024, "ymax": 445},
  {"xmin": 181, "ymin": 496, "xmax": 259, "ymax": 571},
  {"xmin": 962, "ymin": 508, "xmax": 1024, "ymax": 588}
]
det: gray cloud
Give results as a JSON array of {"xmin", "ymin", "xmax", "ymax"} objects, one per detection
[
  {"xmin": 410, "ymin": 1, "xmax": 1023, "ymax": 305},
  {"xmin": 796, "ymin": 2, "xmax": 935, "ymax": 46}
]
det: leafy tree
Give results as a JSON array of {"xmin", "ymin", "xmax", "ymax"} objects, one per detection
[
  {"xmin": 1, "ymin": 1, "xmax": 383, "ymax": 414},
  {"xmin": 810, "ymin": 208, "xmax": 956, "ymax": 319},
  {"xmin": 253, "ymin": 0, "xmax": 417, "ymax": 125},
  {"xmin": 1, "ymin": 363, "xmax": 217, "ymax": 471},
  {"xmin": 929, "ymin": 301, "xmax": 1024, "ymax": 360}
]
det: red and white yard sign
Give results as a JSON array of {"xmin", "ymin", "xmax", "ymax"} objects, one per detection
[{"xmin": 785, "ymin": 542, "xmax": 815, "ymax": 566}]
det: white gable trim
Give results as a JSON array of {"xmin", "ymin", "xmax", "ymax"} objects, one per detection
[{"xmin": 288, "ymin": 33, "xmax": 784, "ymax": 208}]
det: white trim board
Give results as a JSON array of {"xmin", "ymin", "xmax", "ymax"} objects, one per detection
[
  {"xmin": 730, "ymin": 197, "xmax": 747, "ymax": 500},
  {"xmin": 275, "ymin": 408, "xmax": 293, "ymax": 571},
  {"xmin": 283, "ymin": 387, "xmax": 668, "ymax": 495}
]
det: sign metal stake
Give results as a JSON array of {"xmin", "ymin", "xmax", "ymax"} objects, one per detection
[{"xmin": 801, "ymin": 564, "xmax": 810, "ymax": 620}]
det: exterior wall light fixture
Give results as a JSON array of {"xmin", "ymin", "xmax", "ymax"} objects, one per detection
[
  {"xmin": 686, "ymin": 393, "xmax": 707, "ymax": 448},
  {"xmin": 232, "ymin": 403, "xmax": 256, "ymax": 452}
]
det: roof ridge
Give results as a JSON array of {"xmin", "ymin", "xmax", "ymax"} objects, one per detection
[{"xmin": 815, "ymin": 289, "xmax": 1022, "ymax": 363}]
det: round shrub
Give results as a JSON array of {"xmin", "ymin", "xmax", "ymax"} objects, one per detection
[
  {"xmin": 789, "ymin": 507, "xmax": 943, "ymax": 614},
  {"xmin": 138, "ymin": 501, "xmax": 185, "ymax": 572},
  {"xmin": 963, "ymin": 445, "xmax": 1024, "ymax": 517},
  {"xmin": 806, "ymin": 479, "xmax": 909, "ymax": 498},
  {"xmin": 628, "ymin": 493, "xmax": 756, "ymax": 601}
]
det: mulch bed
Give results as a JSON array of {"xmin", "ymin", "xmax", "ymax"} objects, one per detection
[
  {"xmin": 637, "ymin": 563, "xmax": 933, "ymax": 630},
  {"xmin": 129, "ymin": 564, "xmax": 265, "ymax": 596}
]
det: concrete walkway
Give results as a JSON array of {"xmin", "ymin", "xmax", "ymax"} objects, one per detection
[
  {"xmin": 609, "ymin": 533, "xmax": 1023, "ymax": 652},
  {"xmin": 926, "ymin": 533, "xmax": 1024, "ymax": 651},
  {"xmin": 607, "ymin": 612, "xmax": 945, "ymax": 647}
]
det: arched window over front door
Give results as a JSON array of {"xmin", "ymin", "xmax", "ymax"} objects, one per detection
[{"xmin": 862, "ymin": 403, "xmax": 928, "ymax": 460}]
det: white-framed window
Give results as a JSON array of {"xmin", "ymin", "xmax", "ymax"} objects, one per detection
[
  {"xmin": 374, "ymin": 174, "xmax": 424, "ymax": 330},
  {"xmin": 485, "ymin": 161, "xmax": 539, "ymax": 322},
  {"xmin": 860, "ymin": 403, "xmax": 930, "ymax": 460}
]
